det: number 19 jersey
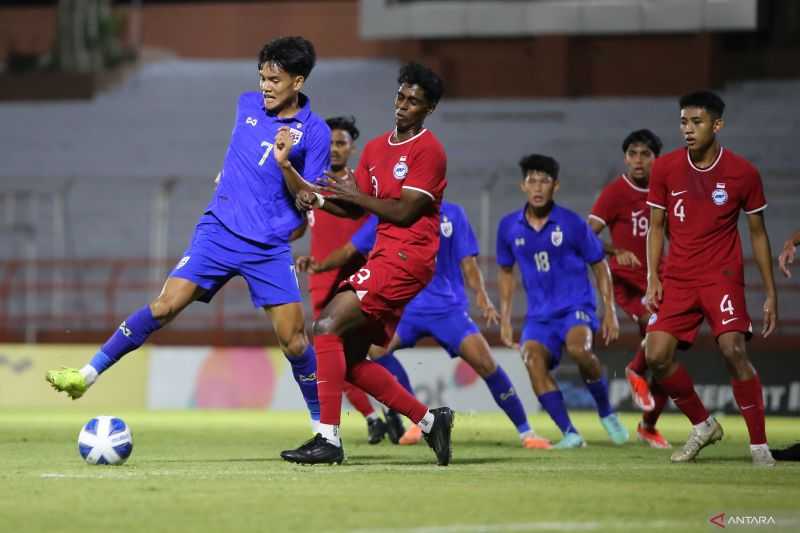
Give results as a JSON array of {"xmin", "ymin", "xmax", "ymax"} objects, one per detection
[{"xmin": 647, "ymin": 147, "xmax": 767, "ymax": 288}]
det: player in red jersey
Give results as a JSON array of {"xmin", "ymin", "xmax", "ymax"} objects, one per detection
[
  {"xmin": 645, "ymin": 91, "xmax": 778, "ymax": 466},
  {"xmin": 298, "ymin": 115, "xmax": 408, "ymax": 445},
  {"xmin": 589, "ymin": 129, "xmax": 670, "ymax": 449},
  {"xmin": 280, "ymin": 63, "xmax": 454, "ymax": 465},
  {"xmin": 778, "ymin": 230, "xmax": 800, "ymax": 278}
]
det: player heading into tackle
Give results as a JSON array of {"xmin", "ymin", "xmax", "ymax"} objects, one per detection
[
  {"xmin": 497, "ymin": 154, "xmax": 627, "ymax": 449},
  {"xmin": 46, "ymin": 37, "xmax": 328, "ymax": 430},
  {"xmin": 645, "ymin": 90, "xmax": 778, "ymax": 466},
  {"xmin": 589, "ymin": 129, "xmax": 670, "ymax": 449},
  {"xmin": 281, "ymin": 63, "xmax": 454, "ymax": 466}
]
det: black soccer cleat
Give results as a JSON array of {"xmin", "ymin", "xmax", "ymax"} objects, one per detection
[
  {"xmin": 384, "ymin": 409, "xmax": 405, "ymax": 445},
  {"xmin": 280, "ymin": 434, "xmax": 344, "ymax": 465},
  {"xmin": 367, "ymin": 416, "xmax": 388, "ymax": 445},
  {"xmin": 424, "ymin": 407, "xmax": 454, "ymax": 466}
]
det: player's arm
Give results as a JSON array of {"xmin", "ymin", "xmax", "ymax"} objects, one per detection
[
  {"xmin": 590, "ymin": 259, "xmax": 620, "ymax": 346},
  {"xmin": 324, "ymin": 173, "xmax": 431, "ymax": 227},
  {"xmin": 645, "ymin": 207, "xmax": 666, "ymax": 312},
  {"xmin": 747, "ymin": 212, "xmax": 778, "ymax": 337},
  {"xmin": 297, "ymin": 242, "xmax": 361, "ymax": 275},
  {"xmin": 587, "ymin": 217, "xmax": 641, "ymax": 267},
  {"xmin": 778, "ymin": 229, "xmax": 800, "ymax": 278},
  {"xmin": 497, "ymin": 265, "xmax": 517, "ymax": 348},
  {"xmin": 461, "ymin": 256, "xmax": 499, "ymax": 326}
]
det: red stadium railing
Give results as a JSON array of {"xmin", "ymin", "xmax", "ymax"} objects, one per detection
[{"xmin": 0, "ymin": 257, "xmax": 798, "ymax": 345}]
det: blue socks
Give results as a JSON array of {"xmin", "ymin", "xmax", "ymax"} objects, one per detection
[
  {"xmin": 585, "ymin": 375, "xmax": 613, "ymax": 418},
  {"xmin": 375, "ymin": 353, "xmax": 414, "ymax": 394},
  {"xmin": 285, "ymin": 344, "xmax": 320, "ymax": 421},
  {"xmin": 90, "ymin": 305, "xmax": 160, "ymax": 374},
  {"xmin": 484, "ymin": 367, "xmax": 530, "ymax": 434},
  {"xmin": 538, "ymin": 390, "xmax": 577, "ymax": 435}
]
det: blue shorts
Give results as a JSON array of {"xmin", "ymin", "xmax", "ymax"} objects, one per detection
[
  {"xmin": 395, "ymin": 308, "xmax": 480, "ymax": 358},
  {"xmin": 170, "ymin": 214, "xmax": 301, "ymax": 308},
  {"xmin": 520, "ymin": 309, "xmax": 599, "ymax": 370}
]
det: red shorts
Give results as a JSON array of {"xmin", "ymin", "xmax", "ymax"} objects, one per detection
[
  {"xmin": 646, "ymin": 281, "xmax": 752, "ymax": 348},
  {"xmin": 613, "ymin": 274, "xmax": 649, "ymax": 334},
  {"xmin": 338, "ymin": 257, "xmax": 428, "ymax": 348}
]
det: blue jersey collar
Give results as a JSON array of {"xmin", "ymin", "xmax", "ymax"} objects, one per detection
[{"xmin": 516, "ymin": 203, "xmax": 562, "ymax": 230}]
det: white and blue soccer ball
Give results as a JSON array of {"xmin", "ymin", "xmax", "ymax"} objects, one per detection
[{"xmin": 77, "ymin": 416, "xmax": 134, "ymax": 465}]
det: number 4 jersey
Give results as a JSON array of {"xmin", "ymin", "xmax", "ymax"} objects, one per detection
[{"xmin": 646, "ymin": 147, "xmax": 767, "ymax": 288}]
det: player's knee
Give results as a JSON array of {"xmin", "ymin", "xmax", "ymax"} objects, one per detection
[
  {"xmin": 281, "ymin": 332, "xmax": 308, "ymax": 358},
  {"xmin": 522, "ymin": 348, "xmax": 548, "ymax": 372},
  {"xmin": 645, "ymin": 347, "xmax": 671, "ymax": 374},
  {"xmin": 719, "ymin": 340, "xmax": 748, "ymax": 364},
  {"xmin": 312, "ymin": 315, "xmax": 337, "ymax": 337},
  {"xmin": 471, "ymin": 354, "xmax": 497, "ymax": 377},
  {"xmin": 565, "ymin": 343, "xmax": 593, "ymax": 363},
  {"xmin": 149, "ymin": 296, "xmax": 179, "ymax": 322}
]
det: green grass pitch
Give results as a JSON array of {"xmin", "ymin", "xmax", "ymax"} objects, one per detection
[{"xmin": 1, "ymin": 410, "xmax": 798, "ymax": 533}]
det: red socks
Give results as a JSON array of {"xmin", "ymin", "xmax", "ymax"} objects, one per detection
[
  {"xmin": 657, "ymin": 364, "xmax": 709, "ymax": 425},
  {"xmin": 643, "ymin": 381, "xmax": 669, "ymax": 429},
  {"xmin": 343, "ymin": 382, "xmax": 375, "ymax": 417},
  {"xmin": 314, "ymin": 334, "xmax": 347, "ymax": 426},
  {"xmin": 732, "ymin": 375, "xmax": 767, "ymax": 445},
  {"xmin": 628, "ymin": 346, "xmax": 648, "ymax": 375},
  {"xmin": 347, "ymin": 359, "xmax": 428, "ymax": 424}
]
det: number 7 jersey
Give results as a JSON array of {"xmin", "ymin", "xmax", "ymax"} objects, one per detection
[{"xmin": 646, "ymin": 147, "xmax": 767, "ymax": 288}]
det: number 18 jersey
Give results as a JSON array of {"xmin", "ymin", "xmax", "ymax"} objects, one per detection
[{"xmin": 647, "ymin": 147, "xmax": 767, "ymax": 288}]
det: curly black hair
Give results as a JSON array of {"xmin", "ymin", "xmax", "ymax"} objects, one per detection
[
  {"xmin": 397, "ymin": 62, "xmax": 444, "ymax": 106},
  {"xmin": 258, "ymin": 36, "xmax": 316, "ymax": 78},
  {"xmin": 325, "ymin": 116, "xmax": 360, "ymax": 141}
]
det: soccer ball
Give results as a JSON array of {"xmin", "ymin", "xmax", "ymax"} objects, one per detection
[{"xmin": 77, "ymin": 416, "xmax": 134, "ymax": 465}]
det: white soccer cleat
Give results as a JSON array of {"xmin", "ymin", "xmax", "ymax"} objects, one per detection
[
  {"xmin": 670, "ymin": 418, "xmax": 723, "ymax": 463},
  {"xmin": 750, "ymin": 445, "xmax": 776, "ymax": 467}
]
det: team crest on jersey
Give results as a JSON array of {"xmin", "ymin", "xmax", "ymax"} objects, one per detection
[
  {"xmin": 551, "ymin": 226, "xmax": 563, "ymax": 247},
  {"xmin": 393, "ymin": 156, "xmax": 409, "ymax": 179},
  {"xmin": 440, "ymin": 216, "xmax": 453, "ymax": 238},
  {"xmin": 712, "ymin": 182, "xmax": 728, "ymax": 206},
  {"xmin": 289, "ymin": 128, "xmax": 303, "ymax": 145}
]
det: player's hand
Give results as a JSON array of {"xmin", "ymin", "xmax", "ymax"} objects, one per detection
[
  {"xmin": 778, "ymin": 240, "xmax": 796, "ymax": 278},
  {"xmin": 601, "ymin": 308, "xmax": 620, "ymax": 346},
  {"xmin": 614, "ymin": 249, "xmax": 641, "ymax": 268},
  {"xmin": 322, "ymin": 169, "xmax": 361, "ymax": 202},
  {"xmin": 761, "ymin": 295, "xmax": 777, "ymax": 338},
  {"xmin": 645, "ymin": 275, "xmax": 663, "ymax": 314},
  {"xmin": 296, "ymin": 190, "xmax": 318, "ymax": 212},
  {"xmin": 500, "ymin": 319, "xmax": 518, "ymax": 350},
  {"xmin": 295, "ymin": 255, "xmax": 320, "ymax": 274},
  {"xmin": 273, "ymin": 127, "xmax": 293, "ymax": 168},
  {"xmin": 477, "ymin": 293, "xmax": 500, "ymax": 327}
]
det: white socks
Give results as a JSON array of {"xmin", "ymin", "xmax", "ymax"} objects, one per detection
[
  {"xmin": 79, "ymin": 365, "xmax": 98, "ymax": 386},
  {"xmin": 318, "ymin": 423, "xmax": 341, "ymax": 447},
  {"xmin": 418, "ymin": 411, "xmax": 435, "ymax": 433}
]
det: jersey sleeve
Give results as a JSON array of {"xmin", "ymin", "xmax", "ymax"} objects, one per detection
[
  {"xmin": 577, "ymin": 218, "xmax": 605, "ymax": 265},
  {"xmin": 350, "ymin": 215, "xmax": 378, "ymax": 256},
  {"xmin": 496, "ymin": 217, "xmax": 515, "ymax": 268},
  {"xmin": 402, "ymin": 139, "xmax": 447, "ymax": 201},
  {"xmin": 646, "ymin": 158, "xmax": 668, "ymax": 210},
  {"xmin": 302, "ymin": 121, "xmax": 331, "ymax": 185},
  {"xmin": 742, "ymin": 166, "xmax": 768, "ymax": 214},
  {"xmin": 452, "ymin": 205, "xmax": 480, "ymax": 261},
  {"xmin": 589, "ymin": 186, "xmax": 613, "ymax": 227}
]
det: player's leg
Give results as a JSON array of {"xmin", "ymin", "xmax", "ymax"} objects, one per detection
[
  {"xmin": 519, "ymin": 326, "xmax": 583, "ymax": 448},
  {"xmin": 46, "ymin": 276, "xmax": 205, "ymax": 399},
  {"xmin": 616, "ymin": 280, "xmax": 656, "ymax": 411},
  {"xmin": 372, "ymin": 331, "xmax": 417, "ymax": 444},
  {"xmin": 563, "ymin": 322, "xmax": 628, "ymax": 445},
  {"xmin": 265, "ymin": 301, "xmax": 321, "ymax": 429}
]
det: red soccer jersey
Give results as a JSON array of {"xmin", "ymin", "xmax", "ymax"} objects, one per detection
[
  {"xmin": 647, "ymin": 147, "xmax": 767, "ymax": 288},
  {"xmin": 590, "ymin": 174, "xmax": 650, "ymax": 286},
  {"xmin": 353, "ymin": 129, "xmax": 447, "ymax": 281},
  {"xmin": 308, "ymin": 206, "xmax": 368, "ymax": 307}
]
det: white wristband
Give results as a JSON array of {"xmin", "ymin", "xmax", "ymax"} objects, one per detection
[{"xmin": 313, "ymin": 192, "xmax": 325, "ymax": 208}]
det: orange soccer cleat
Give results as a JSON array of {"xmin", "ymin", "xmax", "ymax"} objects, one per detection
[
  {"xmin": 521, "ymin": 434, "xmax": 552, "ymax": 449},
  {"xmin": 399, "ymin": 424, "xmax": 423, "ymax": 445},
  {"xmin": 636, "ymin": 422, "xmax": 671, "ymax": 449},
  {"xmin": 626, "ymin": 366, "xmax": 655, "ymax": 412}
]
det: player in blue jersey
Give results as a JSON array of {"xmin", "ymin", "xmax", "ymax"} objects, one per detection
[
  {"xmin": 46, "ymin": 37, "xmax": 328, "ymax": 430},
  {"xmin": 497, "ymin": 154, "xmax": 628, "ymax": 449},
  {"xmin": 300, "ymin": 201, "xmax": 553, "ymax": 449}
]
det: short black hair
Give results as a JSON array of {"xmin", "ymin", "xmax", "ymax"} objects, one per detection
[
  {"xmin": 397, "ymin": 62, "xmax": 444, "ymax": 107},
  {"xmin": 519, "ymin": 154, "xmax": 559, "ymax": 180},
  {"xmin": 679, "ymin": 90, "xmax": 725, "ymax": 119},
  {"xmin": 325, "ymin": 115, "xmax": 360, "ymax": 141},
  {"xmin": 258, "ymin": 36, "xmax": 316, "ymax": 78},
  {"xmin": 622, "ymin": 129, "xmax": 663, "ymax": 156}
]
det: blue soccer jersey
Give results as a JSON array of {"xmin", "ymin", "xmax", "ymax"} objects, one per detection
[
  {"xmin": 350, "ymin": 201, "xmax": 475, "ymax": 315},
  {"xmin": 496, "ymin": 203, "xmax": 604, "ymax": 320},
  {"xmin": 207, "ymin": 92, "xmax": 330, "ymax": 245}
]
